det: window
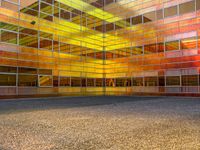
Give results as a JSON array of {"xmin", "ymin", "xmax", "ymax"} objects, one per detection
[
  {"xmin": 60, "ymin": 42, "xmax": 71, "ymax": 53},
  {"xmin": 166, "ymin": 76, "xmax": 180, "ymax": 86},
  {"xmin": 144, "ymin": 44, "xmax": 157, "ymax": 54},
  {"xmin": 180, "ymin": 37, "xmax": 197, "ymax": 50},
  {"xmin": 158, "ymin": 76, "xmax": 165, "ymax": 86},
  {"xmin": 38, "ymin": 69, "xmax": 52, "ymax": 75},
  {"xmin": 106, "ymin": 78, "xmax": 115, "ymax": 87},
  {"xmin": 197, "ymin": 0, "xmax": 200, "ymax": 10},
  {"xmin": 60, "ymin": 9, "xmax": 71, "ymax": 20},
  {"xmin": 1, "ymin": 30, "xmax": 17, "ymax": 44},
  {"xmin": 132, "ymin": 46, "xmax": 143, "ymax": 55},
  {"xmin": 18, "ymin": 75, "xmax": 38, "ymax": 86},
  {"xmin": 18, "ymin": 67, "xmax": 37, "ymax": 74},
  {"xmin": 53, "ymin": 76, "xmax": 58, "ymax": 87},
  {"xmin": 179, "ymin": 1, "xmax": 195, "ymax": 15},
  {"xmin": 164, "ymin": 6, "xmax": 177, "ymax": 18},
  {"xmin": 132, "ymin": 15, "xmax": 142, "ymax": 25},
  {"xmin": 165, "ymin": 40, "xmax": 179, "ymax": 51},
  {"xmin": 39, "ymin": 75, "xmax": 52, "ymax": 87},
  {"xmin": 182, "ymin": 75, "xmax": 198, "ymax": 86},
  {"xmin": 87, "ymin": 78, "xmax": 95, "ymax": 87},
  {"xmin": 60, "ymin": 77, "xmax": 70, "ymax": 86},
  {"xmin": 144, "ymin": 77, "xmax": 158, "ymax": 86},
  {"xmin": 0, "ymin": 66, "xmax": 17, "ymax": 73},
  {"xmin": 0, "ymin": 74, "xmax": 16, "ymax": 86},
  {"xmin": 39, "ymin": 38, "xmax": 52, "ymax": 50},
  {"xmin": 96, "ymin": 78, "xmax": 103, "ymax": 87},
  {"xmin": 19, "ymin": 33, "xmax": 38, "ymax": 48},
  {"xmin": 143, "ymin": 11, "xmax": 156, "ymax": 23},
  {"xmin": 156, "ymin": 9, "xmax": 163, "ymax": 20},
  {"xmin": 157, "ymin": 43, "xmax": 164, "ymax": 52},
  {"xmin": 71, "ymin": 78, "xmax": 81, "ymax": 87},
  {"xmin": 132, "ymin": 77, "xmax": 143, "ymax": 86},
  {"xmin": 116, "ymin": 78, "xmax": 125, "ymax": 87}
]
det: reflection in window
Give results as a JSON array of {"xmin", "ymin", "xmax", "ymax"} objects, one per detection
[
  {"xmin": 0, "ymin": 66, "xmax": 17, "ymax": 73},
  {"xmin": 18, "ymin": 75, "xmax": 38, "ymax": 86},
  {"xmin": 132, "ymin": 77, "xmax": 143, "ymax": 86},
  {"xmin": 156, "ymin": 9, "xmax": 163, "ymax": 20},
  {"xmin": 144, "ymin": 77, "xmax": 158, "ymax": 86},
  {"xmin": 144, "ymin": 44, "xmax": 157, "ymax": 54},
  {"xmin": 19, "ymin": 33, "xmax": 38, "ymax": 48},
  {"xmin": 132, "ymin": 15, "xmax": 142, "ymax": 25},
  {"xmin": 60, "ymin": 77, "xmax": 70, "ymax": 86},
  {"xmin": 71, "ymin": 77, "xmax": 81, "ymax": 87},
  {"xmin": 166, "ymin": 76, "xmax": 180, "ymax": 86},
  {"xmin": 179, "ymin": 1, "xmax": 195, "ymax": 15},
  {"xmin": 157, "ymin": 43, "xmax": 164, "ymax": 52},
  {"xmin": 182, "ymin": 75, "xmax": 198, "ymax": 86},
  {"xmin": 96, "ymin": 78, "xmax": 103, "ymax": 87},
  {"xmin": 39, "ymin": 69, "xmax": 52, "ymax": 75},
  {"xmin": 165, "ymin": 40, "xmax": 179, "ymax": 51},
  {"xmin": 132, "ymin": 46, "xmax": 143, "ymax": 55},
  {"xmin": 1, "ymin": 30, "xmax": 17, "ymax": 44},
  {"xmin": 164, "ymin": 6, "xmax": 177, "ymax": 18},
  {"xmin": 39, "ymin": 75, "xmax": 52, "ymax": 87},
  {"xmin": 18, "ymin": 67, "xmax": 37, "ymax": 74},
  {"xmin": 143, "ymin": 11, "xmax": 156, "ymax": 23},
  {"xmin": 180, "ymin": 37, "xmax": 197, "ymax": 50},
  {"xmin": 0, "ymin": 74, "xmax": 16, "ymax": 86},
  {"xmin": 87, "ymin": 78, "xmax": 95, "ymax": 87}
]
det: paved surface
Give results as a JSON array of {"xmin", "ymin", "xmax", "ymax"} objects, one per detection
[{"xmin": 0, "ymin": 96, "xmax": 199, "ymax": 150}]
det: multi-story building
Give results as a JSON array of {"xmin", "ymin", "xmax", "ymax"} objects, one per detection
[{"xmin": 1, "ymin": 0, "xmax": 200, "ymax": 97}]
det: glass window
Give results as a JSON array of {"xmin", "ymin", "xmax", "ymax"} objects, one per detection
[
  {"xmin": 0, "ymin": 22, "xmax": 18, "ymax": 32},
  {"xmin": 60, "ymin": 77, "xmax": 70, "ymax": 86},
  {"xmin": 1, "ymin": 30, "xmax": 17, "ymax": 44},
  {"xmin": 60, "ymin": 42, "xmax": 70, "ymax": 53},
  {"xmin": 197, "ymin": 0, "xmax": 200, "ymax": 10},
  {"xmin": 143, "ymin": 11, "xmax": 156, "ymax": 23},
  {"xmin": 0, "ymin": 66, "xmax": 17, "ymax": 73},
  {"xmin": 132, "ymin": 46, "xmax": 143, "ymax": 55},
  {"xmin": 20, "ymin": 27, "xmax": 38, "ymax": 36},
  {"xmin": 0, "ymin": 74, "xmax": 16, "ymax": 86},
  {"xmin": 87, "ymin": 78, "xmax": 95, "ymax": 87},
  {"xmin": 132, "ymin": 77, "xmax": 143, "ymax": 86},
  {"xmin": 165, "ymin": 40, "xmax": 179, "ymax": 51},
  {"xmin": 182, "ymin": 75, "xmax": 198, "ymax": 86},
  {"xmin": 71, "ymin": 77, "xmax": 81, "ymax": 87},
  {"xmin": 106, "ymin": 78, "xmax": 115, "ymax": 87},
  {"xmin": 39, "ymin": 38, "xmax": 52, "ymax": 50},
  {"xmin": 39, "ymin": 69, "xmax": 52, "ymax": 75},
  {"xmin": 116, "ymin": 78, "xmax": 125, "ymax": 87},
  {"xmin": 144, "ymin": 77, "xmax": 158, "ymax": 86},
  {"xmin": 179, "ymin": 1, "xmax": 195, "ymax": 15},
  {"xmin": 18, "ymin": 75, "xmax": 38, "ymax": 86},
  {"xmin": 158, "ymin": 76, "xmax": 165, "ymax": 86},
  {"xmin": 18, "ymin": 67, "xmax": 37, "ymax": 74},
  {"xmin": 144, "ymin": 44, "xmax": 157, "ymax": 54},
  {"xmin": 39, "ymin": 75, "xmax": 52, "ymax": 87},
  {"xmin": 96, "ymin": 78, "xmax": 103, "ymax": 87},
  {"xmin": 156, "ymin": 9, "xmax": 163, "ymax": 20},
  {"xmin": 164, "ymin": 6, "xmax": 177, "ymax": 18},
  {"xmin": 157, "ymin": 43, "xmax": 164, "ymax": 52},
  {"xmin": 19, "ymin": 33, "xmax": 38, "ymax": 48},
  {"xmin": 53, "ymin": 76, "xmax": 58, "ymax": 87},
  {"xmin": 60, "ymin": 9, "xmax": 71, "ymax": 20},
  {"xmin": 132, "ymin": 15, "xmax": 142, "ymax": 25},
  {"xmin": 180, "ymin": 37, "xmax": 197, "ymax": 50},
  {"xmin": 166, "ymin": 76, "xmax": 180, "ymax": 86}
]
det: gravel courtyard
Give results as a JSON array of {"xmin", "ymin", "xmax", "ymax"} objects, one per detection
[{"xmin": 0, "ymin": 96, "xmax": 199, "ymax": 150}]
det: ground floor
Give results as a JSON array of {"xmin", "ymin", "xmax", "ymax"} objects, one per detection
[{"xmin": 0, "ymin": 96, "xmax": 199, "ymax": 150}]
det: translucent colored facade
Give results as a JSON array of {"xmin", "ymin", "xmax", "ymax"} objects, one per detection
[{"xmin": 1, "ymin": 0, "xmax": 200, "ymax": 97}]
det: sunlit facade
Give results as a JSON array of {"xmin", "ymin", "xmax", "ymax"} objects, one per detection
[{"xmin": 1, "ymin": 0, "xmax": 200, "ymax": 97}]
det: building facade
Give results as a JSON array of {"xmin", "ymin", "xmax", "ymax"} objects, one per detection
[{"xmin": 1, "ymin": 0, "xmax": 200, "ymax": 97}]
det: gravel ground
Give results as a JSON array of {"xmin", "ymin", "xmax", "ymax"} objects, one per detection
[{"xmin": 0, "ymin": 96, "xmax": 199, "ymax": 150}]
